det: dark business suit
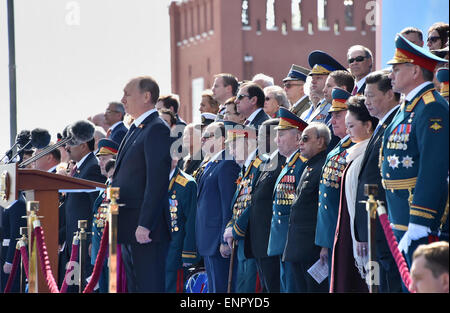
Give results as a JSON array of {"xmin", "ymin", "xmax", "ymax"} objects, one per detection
[
  {"xmin": 112, "ymin": 110, "xmax": 172, "ymax": 292},
  {"xmin": 61, "ymin": 152, "xmax": 105, "ymax": 291},
  {"xmin": 248, "ymin": 109, "xmax": 270, "ymax": 130},
  {"xmin": 195, "ymin": 150, "xmax": 240, "ymax": 293},
  {"xmin": 109, "ymin": 121, "xmax": 128, "ymax": 145},
  {"xmin": 244, "ymin": 152, "xmax": 285, "ymax": 292},
  {"xmin": 283, "ymin": 150, "xmax": 328, "ymax": 292},
  {"xmin": 354, "ymin": 107, "xmax": 402, "ymax": 292}
]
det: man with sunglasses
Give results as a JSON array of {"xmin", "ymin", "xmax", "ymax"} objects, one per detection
[
  {"xmin": 235, "ymin": 82, "xmax": 270, "ymax": 129},
  {"xmin": 267, "ymin": 108, "xmax": 308, "ymax": 292},
  {"xmin": 283, "ymin": 122, "xmax": 331, "ymax": 292},
  {"xmin": 195, "ymin": 122, "xmax": 241, "ymax": 292},
  {"xmin": 104, "ymin": 101, "xmax": 128, "ymax": 145},
  {"xmin": 282, "ymin": 64, "xmax": 311, "ymax": 118},
  {"xmin": 347, "ymin": 45, "xmax": 373, "ymax": 96}
]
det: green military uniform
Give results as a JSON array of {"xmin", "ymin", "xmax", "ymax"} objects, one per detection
[
  {"xmin": 165, "ymin": 167, "xmax": 199, "ymax": 292},
  {"xmin": 314, "ymin": 87, "xmax": 354, "ymax": 281},
  {"xmin": 267, "ymin": 107, "xmax": 308, "ymax": 292},
  {"xmin": 381, "ymin": 34, "xmax": 449, "ymax": 265}
]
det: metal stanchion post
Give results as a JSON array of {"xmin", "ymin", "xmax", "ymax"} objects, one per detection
[
  {"xmin": 107, "ymin": 187, "xmax": 120, "ymax": 293},
  {"xmin": 363, "ymin": 184, "xmax": 379, "ymax": 293},
  {"xmin": 26, "ymin": 201, "xmax": 41, "ymax": 293},
  {"xmin": 77, "ymin": 220, "xmax": 88, "ymax": 293},
  {"xmin": 18, "ymin": 227, "xmax": 27, "ymax": 293}
]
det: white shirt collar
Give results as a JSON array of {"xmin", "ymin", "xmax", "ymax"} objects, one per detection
[
  {"xmin": 133, "ymin": 108, "xmax": 157, "ymax": 127},
  {"xmin": 340, "ymin": 134, "xmax": 351, "ymax": 144},
  {"xmin": 76, "ymin": 152, "xmax": 93, "ymax": 169},
  {"xmin": 246, "ymin": 108, "xmax": 263, "ymax": 123},
  {"xmin": 378, "ymin": 104, "xmax": 400, "ymax": 126},
  {"xmin": 356, "ymin": 74, "xmax": 369, "ymax": 91},
  {"xmin": 47, "ymin": 165, "xmax": 58, "ymax": 173},
  {"xmin": 209, "ymin": 149, "xmax": 224, "ymax": 163},
  {"xmin": 405, "ymin": 82, "xmax": 433, "ymax": 102},
  {"xmin": 169, "ymin": 168, "xmax": 176, "ymax": 180},
  {"xmin": 285, "ymin": 149, "xmax": 298, "ymax": 164}
]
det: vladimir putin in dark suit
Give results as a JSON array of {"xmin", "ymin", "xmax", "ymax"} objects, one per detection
[{"xmin": 112, "ymin": 76, "xmax": 172, "ymax": 292}]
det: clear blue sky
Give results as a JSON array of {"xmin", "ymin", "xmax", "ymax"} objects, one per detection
[
  {"xmin": 0, "ymin": 0, "xmax": 172, "ymax": 155},
  {"xmin": 381, "ymin": 0, "xmax": 449, "ymax": 68}
]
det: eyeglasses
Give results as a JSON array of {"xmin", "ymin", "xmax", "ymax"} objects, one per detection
[
  {"xmin": 300, "ymin": 135, "xmax": 309, "ymax": 143},
  {"xmin": 265, "ymin": 97, "xmax": 273, "ymax": 101},
  {"xmin": 105, "ymin": 109, "xmax": 120, "ymax": 114},
  {"xmin": 283, "ymin": 83, "xmax": 303, "ymax": 89},
  {"xmin": 427, "ymin": 36, "xmax": 441, "ymax": 43},
  {"xmin": 348, "ymin": 56, "xmax": 367, "ymax": 64},
  {"xmin": 236, "ymin": 94, "xmax": 251, "ymax": 101},
  {"xmin": 201, "ymin": 132, "xmax": 215, "ymax": 141}
]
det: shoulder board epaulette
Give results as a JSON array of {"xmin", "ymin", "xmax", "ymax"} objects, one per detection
[
  {"xmin": 252, "ymin": 157, "xmax": 263, "ymax": 169},
  {"xmin": 175, "ymin": 174, "xmax": 189, "ymax": 187},
  {"xmin": 341, "ymin": 137, "xmax": 352, "ymax": 148},
  {"xmin": 406, "ymin": 89, "xmax": 435, "ymax": 112},
  {"xmin": 422, "ymin": 90, "xmax": 436, "ymax": 105},
  {"xmin": 288, "ymin": 152, "xmax": 301, "ymax": 167},
  {"xmin": 299, "ymin": 155, "xmax": 308, "ymax": 163}
]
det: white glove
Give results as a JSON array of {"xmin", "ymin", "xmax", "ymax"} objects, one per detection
[
  {"xmin": 398, "ymin": 223, "xmax": 430, "ymax": 254},
  {"xmin": 223, "ymin": 226, "xmax": 233, "ymax": 248}
]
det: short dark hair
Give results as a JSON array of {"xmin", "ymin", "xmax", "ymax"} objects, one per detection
[
  {"xmin": 159, "ymin": 108, "xmax": 177, "ymax": 127},
  {"xmin": 215, "ymin": 73, "xmax": 239, "ymax": 96},
  {"xmin": 137, "ymin": 76, "xmax": 160, "ymax": 104},
  {"xmin": 225, "ymin": 96, "xmax": 238, "ymax": 113},
  {"xmin": 413, "ymin": 241, "xmax": 449, "ymax": 278},
  {"xmin": 428, "ymin": 22, "xmax": 449, "ymax": 49},
  {"xmin": 400, "ymin": 27, "xmax": 424, "ymax": 42},
  {"xmin": 158, "ymin": 95, "xmax": 180, "ymax": 113},
  {"xmin": 366, "ymin": 70, "xmax": 401, "ymax": 101},
  {"xmin": 86, "ymin": 138, "xmax": 96, "ymax": 152},
  {"xmin": 329, "ymin": 70, "xmax": 355, "ymax": 93},
  {"xmin": 50, "ymin": 148, "xmax": 61, "ymax": 163},
  {"xmin": 105, "ymin": 159, "xmax": 116, "ymax": 173},
  {"xmin": 347, "ymin": 95, "xmax": 379, "ymax": 131},
  {"xmin": 241, "ymin": 82, "xmax": 265, "ymax": 108}
]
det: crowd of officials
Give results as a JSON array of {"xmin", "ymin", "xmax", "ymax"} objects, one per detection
[{"xmin": 1, "ymin": 22, "xmax": 449, "ymax": 293}]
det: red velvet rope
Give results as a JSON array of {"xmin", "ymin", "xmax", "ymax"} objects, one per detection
[
  {"xmin": 60, "ymin": 241, "xmax": 80, "ymax": 293},
  {"xmin": 20, "ymin": 245, "xmax": 29, "ymax": 280},
  {"xmin": 83, "ymin": 222, "xmax": 109, "ymax": 293},
  {"xmin": 3, "ymin": 248, "xmax": 21, "ymax": 293},
  {"xmin": 34, "ymin": 226, "xmax": 60, "ymax": 293},
  {"xmin": 377, "ymin": 213, "xmax": 414, "ymax": 293}
]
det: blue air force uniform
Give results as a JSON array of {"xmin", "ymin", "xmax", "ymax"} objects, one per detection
[
  {"xmin": 382, "ymin": 34, "xmax": 449, "ymax": 264},
  {"xmin": 165, "ymin": 167, "xmax": 199, "ymax": 292}
]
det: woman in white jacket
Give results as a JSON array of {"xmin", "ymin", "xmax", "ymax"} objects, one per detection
[{"xmin": 330, "ymin": 95, "xmax": 379, "ymax": 293}]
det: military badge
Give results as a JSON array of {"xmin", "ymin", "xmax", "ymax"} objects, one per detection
[
  {"xmin": 429, "ymin": 118, "xmax": 443, "ymax": 132},
  {"xmin": 401, "ymin": 155, "xmax": 414, "ymax": 168},
  {"xmin": 388, "ymin": 154, "xmax": 400, "ymax": 169}
]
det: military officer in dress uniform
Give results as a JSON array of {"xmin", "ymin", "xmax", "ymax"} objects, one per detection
[
  {"xmin": 382, "ymin": 34, "xmax": 449, "ymax": 266},
  {"xmin": 314, "ymin": 87, "xmax": 354, "ymax": 284},
  {"xmin": 267, "ymin": 108, "xmax": 308, "ymax": 292},
  {"xmin": 165, "ymin": 157, "xmax": 199, "ymax": 293},
  {"xmin": 90, "ymin": 138, "xmax": 118, "ymax": 292},
  {"xmin": 436, "ymin": 67, "xmax": 449, "ymax": 102},
  {"xmin": 223, "ymin": 126, "xmax": 265, "ymax": 292},
  {"xmin": 282, "ymin": 64, "xmax": 311, "ymax": 118},
  {"xmin": 302, "ymin": 50, "xmax": 347, "ymax": 124}
]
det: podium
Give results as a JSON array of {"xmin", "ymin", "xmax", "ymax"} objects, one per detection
[{"xmin": 0, "ymin": 163, "xmax": 106, "ymax": 292}]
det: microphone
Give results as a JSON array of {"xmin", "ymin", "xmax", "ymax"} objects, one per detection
[
  {"xmin": 7, "ymin": 128, "xmax": 51, "ymax": 164},
  {"xmin": 0, "ymin": 130, "xmax": 31, "ymax": 163},
  {"xmin": 19, "ymin": 120, "xmax": 95, "ymax": 168}
]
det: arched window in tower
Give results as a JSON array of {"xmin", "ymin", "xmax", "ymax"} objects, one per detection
[
  {"xmin": 344, "ymin": 0, "xmax": 354, "ymax": 27},
  {"xmin": 266, "ymin": 0, "xmax": 276, "ymax": 30},
  {"xmin": 318, "ymin": 0, "xmax": 328, "ymax": 30},
  {"xmin": 242, "ymin": 0, "xmax": 250, "ymax": 28},
  {"xmin": 291, "ymin": 0, "xmax": 303, "ymax": 30}
]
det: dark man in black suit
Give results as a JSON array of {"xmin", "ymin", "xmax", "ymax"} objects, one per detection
[
  {"xmin": 112, "ymin": 76, "xmax": 172, "ymax": 292},
  {"xmin": 354, "ymin": 70, "xmax": 402, "ymax": 292},
  {"xmin": 283, "ymin": 122, "xmax": 331, "ymax": 292},
  {"xmin": 61, "ymin": 124, "xmax": 106, "ymax": 291},
  {"xmin": 235, "ymin": 82, "xmax": 270, "ymax": 130}
]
